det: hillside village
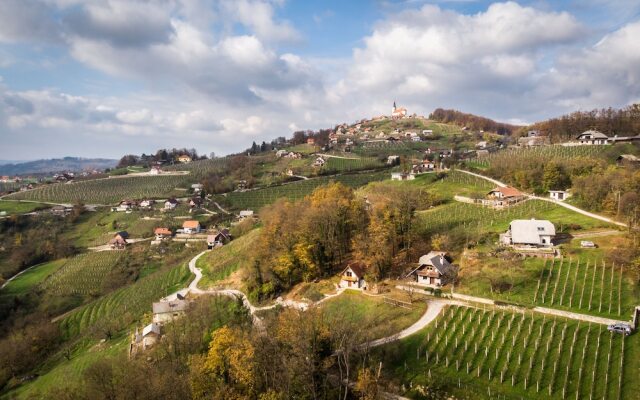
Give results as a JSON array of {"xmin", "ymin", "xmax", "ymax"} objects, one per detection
[{"xmin": 1, "ymin": 104, "xmax": 640, "ymax": 400}]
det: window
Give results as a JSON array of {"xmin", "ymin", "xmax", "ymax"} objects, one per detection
[
  {"xmin": 346, "ymin": 271, "xmax": 352, "ymax": 277},
  {"xmin": 537, "ymin": 227, "xmax": 544, "ymax": 231}
]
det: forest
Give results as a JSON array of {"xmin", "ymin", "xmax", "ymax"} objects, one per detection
[{"xmin": 429, "ymin": 108, "xmax": 520, "ymax": 135}]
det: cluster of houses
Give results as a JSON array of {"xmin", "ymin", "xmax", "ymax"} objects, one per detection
[
  {"xmin": 276, "ymin": 150, "xmax": 303, "ymax": 159},
  {"xmin": 0, "ymin": 176, "xmax": 21, "ymax": 183}
]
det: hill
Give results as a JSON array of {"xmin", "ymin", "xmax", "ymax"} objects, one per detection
[
  {"xmin": 429, "ymin": 108, "xmax": 521, "ymax": 135},
  {"xmin": 0, "ymin": 157, "xmax": 117, "ymax": 176}
]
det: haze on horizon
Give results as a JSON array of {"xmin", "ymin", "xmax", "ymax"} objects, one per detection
[{"xmin": 0, "ymin": 0, "xmax": 639, "ymax": 159}]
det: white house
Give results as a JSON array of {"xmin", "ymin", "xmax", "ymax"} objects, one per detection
[
  {"xmin": 313, "ymin": 157, "xmax": 326, "ymax": 167},
  {"xmin": 152, "ymin": 300, "xmax": 189, "ymax": 323},
  {"xmin": 182, "ymin": 220, "xmax": 201, "ymax": 234},
  {"xmin": 500, "ymin": 219, "xmax": 555, "ymax": 248},
  {"xmin": 387, "ymin": 155, "xmax": 400, "ymax": 165},
  {"xmin": 154, "ymin": 227, "xmax": 172, "ymax": 241},
  {"xmin": 391, "ymin": 172, "xmax": 415, "ymax": 181},
  {"xmin": 164, "ymin": 198, "xmax": 179, "ymax": 210},
  {"xmin": 549, "ymin": 190, "xmax": 570, "ymax": 201},
  {"xmin": 406, "ymin": 251, "xmax": 455, "ymax": 287},
  {"xmin": 139, "ymin": 199, "xmax": 154, "ymax": 209},
  {"xmin": 149, "ymin": 166, "xmax": 162, "ymax": 175},
  {"xmin": 422, "ymin": 129, "xmax": 434, "ymax": 136},
  {"xmin": 576, "ymin": 130, "xmax": 610, "ymax": 145},
  {"xmin": 191, "ymin": 183, "xmax": 204, "ymax": 193},
  {"xmin": 239, "ymin": 210, "xmax": 254, "ymax": 220},
  {"xmin": 338, "ymin": 263, "xmax": 367, "ymax": 289}
]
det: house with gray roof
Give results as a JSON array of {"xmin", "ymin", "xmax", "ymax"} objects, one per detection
[
  {"xmin": 500, "ymin": 219, "xmax": 555, "ymax": 248},
  {"xmin": 152, "ymin": 300, "xmax": 189, "ymax": 323},
  {"xmin": 576, "ymin": 130, "xmax": 610, "ymax": 145},
  {"xmin": 406, "ymin": 251, "xmax": 456, "ymax": 287}
]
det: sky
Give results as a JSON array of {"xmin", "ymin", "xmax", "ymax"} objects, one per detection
[{"xmin": 1, "ymin": 0, "xmax": 639, "ymax": 159}]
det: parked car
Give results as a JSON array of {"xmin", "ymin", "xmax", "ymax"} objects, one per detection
[{"xmin": 607, "ymin": 323, "xmax": 632, "ymax": 336}]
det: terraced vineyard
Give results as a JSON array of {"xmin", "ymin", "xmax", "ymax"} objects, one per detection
[
  {"xmin": 59, "ymin": 263, "xmax": 192, "ymax": 338},
  {"xmin": 5, "ymin": 175, "xmax": 191, "ymax": 204},
  {"xmin": 394, "ymin": 306, "xmax": 634, "ymax": 399},
  {"xmin": 163, "ymin": 157, "xmax": 230, "ymax": 179},
  {"xmin": 321, "ymin": 156, "xmax": 385, "ymax": 173},
  {"xmin": 222, "ymin": 171, "xmax": 388, "ymax": 210},
  {"xmin": 469, "ymin": 145, "xmax": 609, "ymax": 170},
  {"xmin": 0, "ymin": 182, "xmax": 21, "ymax": 193},
  {"xmin": 41, "ymin": 252, "xmax": 124, "ymax": 296}
]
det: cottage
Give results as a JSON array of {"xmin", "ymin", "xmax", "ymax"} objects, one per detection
[
  {"xmin": 149, "ymin": 166, "xmax": 162, "ymax": 175},
  {"xmin": 164, "ymin": 198, "xmax": 179, "ymax": 210},
  {"xmin": 387, "ymin": 155, "xmax": 400, "ymax": 165},
  {"xmin": 191, "ymin": 183, "xmax": 204, "ymax": 193},
  {"xmin": 182, "ymin": 220, "xmax": 201, "ymax": 234},
  {"xmin": 116, "ymin": 200, "xmax": 135, "ymax": 212},
  {"xmin": 500, "ymin": 219, "xmax": 555, "ymax": 248},
  {"xmin": 486, "ymin": 186, "xmax": 525, "ymax": 207},
  {"xmin": 549, "ymin": 190, "xmax": 570, "ymax": 201},
  {"xmin": 391, "ymin": 172, "xmax": 415, "ymax": 181},
  {"xmin": 339, "ymin": 263, "xmax": 367, "ymax": 289},
  {"xmin": 576, "ymin": 130, "xmax": 609, "ymax": 145},
  {"xmin": 391, "ymin": 102, "xmax": 407, "ymax": 119},
  {"xmin": 152, "ymin": 300, "xmax": 189, "ymax": 323},
  {"xmin": 238, "ymin": 210, "xmax": 254, "ymax": 220},
  {"xmin": 177, "ymin": 155, "xmax": 192, "ymax": 163},
  {"xmin": 154, "ymin": 227, "xmax": 172, "ymax": 240},
  {"xmin": 109, "ymin": 231, "xmax": 129, "ymax": 249},
  {"xmin": 313, "ymin": 157, "xmax": 326, "ymax": 167},
  {"xmin": 139, "ymin": 199, "xmax": 155, "ymax": 209},
  {"xmin": 189, "ymin": 197, "xmax": 204, "ymax": 209},
  {"xmin": 406, "ymin": 251, "xmax": 455, "ymax": 287},
  {"xmin": 208, "ymin": 229, "xmax": 231, "ymax": 249}
]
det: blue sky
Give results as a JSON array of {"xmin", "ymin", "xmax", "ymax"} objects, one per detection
[{"xmin": 0, "ymin": 0, "xmax": 639, "ymax": 159}]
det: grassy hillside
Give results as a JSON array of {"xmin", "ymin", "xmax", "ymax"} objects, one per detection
[
  {"xmin": 0, "ymin": 200, "xmax": 50, "ymax": 215},
  {"xmin": 5, "ymin": 175, "xmax": 192, "ymax": 204}
]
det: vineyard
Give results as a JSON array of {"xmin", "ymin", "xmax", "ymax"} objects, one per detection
[
  {"xmin": 321, "ymin": 157, "xmax": 385, "ymax": 173},
  {"xmin": 469, "ymin": 145, "xmax": 609, "ymax": 170},
  {"xmin": 40, "ymin": 252, "xmax": 124, "ymax": 297},
  {"xmin": 59, "ymin": 263, "xmax": 192, "ymax": 338},
  {"xmin": 163, "ymin": 157, "xmax": 230, "ymax": 180},
  {"xmin": 197, "ymin": 229, "xmax": 260, "ymax": 286},
  {"xmin": 221, "ymin": 171, "xmax": 388, "ymax": 210},
  {"xmin": 532, "ymin": 257, "xmax": 635, "ymax": 319},
  {"xmin": 0, "ymin": 182, "xmax": 21, "ymax": 193},
  {"xmin": 4, "ymin": 175, "xmax": 191, "ymax": 204},
  {"xmin": 394, "ymin": 305, "xmax": 634, "ymax": 399}
]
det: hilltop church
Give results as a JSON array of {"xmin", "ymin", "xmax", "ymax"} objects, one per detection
[{"xmin": 391, "ymin": 101, "xmax": 407, "ymax": 119}]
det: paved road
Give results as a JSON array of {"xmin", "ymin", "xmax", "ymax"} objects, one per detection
[{"xmin": 456, "ymin": 169, "xmax": 627, "ymax": 228}]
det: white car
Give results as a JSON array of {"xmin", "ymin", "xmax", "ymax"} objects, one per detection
[{"xmin": 607, "ymin": 323, "xmax": 632, "ymax": 336}]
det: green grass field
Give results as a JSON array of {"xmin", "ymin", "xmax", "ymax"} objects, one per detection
[
  {"xmin": 321, "ymin": 157, "xmax": 385, "ymax": 174},
  {"xmin": 383, "ymin": 305, "xmax": 638, "ymax": 399},
  {"xmin": 4, "ymin": 175, "xmax": 192, "ymax": 204},
  {"xmin": 320, "ymin": 290, "xmax": 427, "ymax": 340},
  {"xmin": 197, "ymin": 229, "xmax": 261, "ymax": 287},
  {"xmin": 0, "ymin": 259, "xmax": 66, "ymax": 296},
  {"xmin": 0, "ymin": 200, "xmax": 51, "ymax": 215}
]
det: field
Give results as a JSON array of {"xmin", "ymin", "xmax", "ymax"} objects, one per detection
[
  {"xmin": 221, "ymin": 171, "xmax": 388, "ymax": 211},
  {"xmin": 197, "ymin": 229, "xmax": 261, "ymax": 287},
  {"xmin": 0, "ymin": 200, "xmax": 50, "ymax": 215},
  {"xmin": 163, "ymin": 157, "xmax": 230, "ymax": 179},
  {"xmin": 4, "ymin": 175, "xmax": 192, "ymax": 204},
  {"xmin": 321, "ymin": 156, "xmax": 385, "ymax": 174},
  {"xmin": 40, "ymin": 252, "xmax": 124, "ymax": 297},
  {"xmin": 385, "ymin": 305, "xmax": 638, "ymax": 399},
  {"xmin": 320, "ymin": 290, "xmax": 427, "ymax": 340},
  {"xmin": 468, "ymin": 145, "xmax": 610, "ymax": 171},
  {"xmin": 0, "ymin": 259, "xmax": 66, "ymax": 296},
  {"xmin": 58, "ymin": 263, "xmax": 193, "ymax": 338}
]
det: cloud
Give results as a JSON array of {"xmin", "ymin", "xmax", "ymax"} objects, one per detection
[{"xmin": 0, "ymin": 0, "xmax": 62, "ymax": 43}]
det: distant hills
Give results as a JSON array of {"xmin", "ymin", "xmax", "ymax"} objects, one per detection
[{"xmin": 0, "ymin": 157, "xmax": 118, "ymax": 176}]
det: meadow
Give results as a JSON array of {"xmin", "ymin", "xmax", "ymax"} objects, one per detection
[
  {"xmin": 197, "ymin": 229, "xmax": 261, "ymax": 287},
  {"xmin": 385, "ymin": 305, "xmax": 638, "ymax": 399},
  {"xmin": 0, "ymin": 200, "xmax": 50, "ymax": 215},
  {"xmin": 5, "ymin": 175, "xmax": 191, "ymax": 204}
]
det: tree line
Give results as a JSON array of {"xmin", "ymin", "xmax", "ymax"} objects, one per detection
[{"xmin": 429, "ymin": 108, "xmax": 520, "ymax": 135}]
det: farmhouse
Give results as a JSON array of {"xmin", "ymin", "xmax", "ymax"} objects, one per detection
[
  {"xmin": 164, "ymin": 198, "xmax": 179, "ymax": 210},
  {"xmin": 485, "ymin": 186, "xmax": 525, "ymax": 207},
  {"xmin": 391, "ymin": 172, "xmax": 415, "ymax": 181},
  {"xmin": 182, "ymin": 220, "xmax": 201, "ymax": 234},
  {"xmin": 133, "ymin": 323, "xmax": 161, "ymax": 350},
  {"xmin": 500, "ymin": 219, "xmax": 555, "ymax": 248},
  {"xmin": 549, "ymin": 190, "xmax": 570, "ymax": 201},
  {"xmin": 152, "ymin": 300, "xmax": 189, "ymax": 323},
  {"xmin": 576, "ymin": 130, "xmax": 610, "ymax": 145},
  {"xmin": 154, "ymin": 227, "xmax": 172, "ymax": 240},
  {"xmin": 149, "ymin": 165, "xmax": 162, "ymax": 175},
  {"xmin": 116, "ymin": 200, "xmax": 135, "ymax": 212},
  {"xmin": 339, "ymin": 263, "xmax": 368, "ymax": 290},
  {"xmin": 208, "ymin": 229, "xmax": 231, "ymax": 249},
  {"xmin": 177, "ymin": 155, "xmax": 192, "ymax": 163},
  {"xmin": 406, "ymin": 251, "xmax": 455, "ymax": 287},
  {"xmin": 109, "ymin": 231, "xmax": 129, "ymax": 249},
  {"xmin": 238, "ymin": 210, "xmax": 254, "ymax": 220},
  {"xmin": 139, "ymin": 199, "xmax": 154, "ymax": 209},
  {"xmin": 191, "ymin": 183, "xmax": 204, "ymax": 193}
]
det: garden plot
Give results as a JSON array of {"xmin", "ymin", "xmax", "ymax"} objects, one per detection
[{"xmin": 392, "ymin": 305, "xmax": 634, "ymax": 399}]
